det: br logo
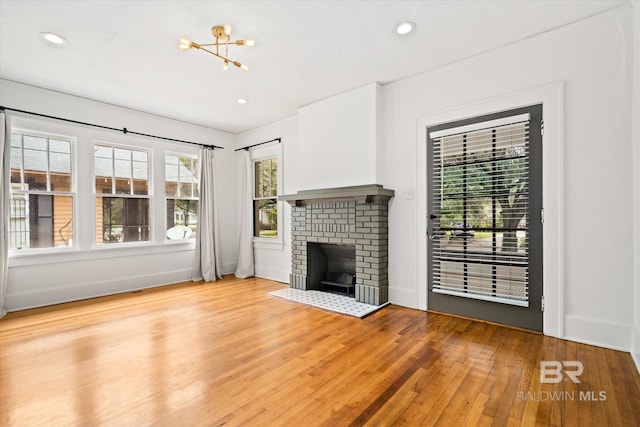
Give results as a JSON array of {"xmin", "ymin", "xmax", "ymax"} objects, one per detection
[{"xmin": 540, "ymin": 361, "xmax": 584, "ymax": 384}]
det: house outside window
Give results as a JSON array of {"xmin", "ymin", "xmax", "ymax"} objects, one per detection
[
  {"xmin": 253, "ymin": 157, "xmax": 278, "ymax": 238},
  {"xmin": 94, "ymin": 144, "xmax": 150, "ymax": 244},
  {"xmin": 9, "ymin": 132, "xmax": 74, "ymax": 250},
  {"xmin": 165, "ymin": 153, "xmax": 199, "ymax": 240}
]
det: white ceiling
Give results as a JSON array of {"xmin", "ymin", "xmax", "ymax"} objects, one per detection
[{"xmin": 0, "ymin": 0, "xmax": 628, "ymax": 134}]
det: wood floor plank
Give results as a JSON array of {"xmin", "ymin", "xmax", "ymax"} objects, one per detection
[{"xmin": 1, "ymin": 276, "xmax": 639, "ymax": 426}]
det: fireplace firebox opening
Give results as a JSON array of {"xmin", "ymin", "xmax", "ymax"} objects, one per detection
[{"xmin": 308, "ymin": 242, "xmax": 356, "ymax": 297}]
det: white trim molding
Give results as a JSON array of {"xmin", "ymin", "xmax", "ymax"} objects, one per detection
[{"xmin": 416, "ymin": 82, "xmax": 564, "ymax": 338}]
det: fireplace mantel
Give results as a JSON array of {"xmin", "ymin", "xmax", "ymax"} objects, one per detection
[{"xmin": 279, "ymin": 184, "xmax": 395, "ymax": 206}]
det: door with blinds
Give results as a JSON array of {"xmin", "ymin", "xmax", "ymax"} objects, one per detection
[{"xmin": 427, "ymin": 105, "xmax": 543, "ymax": 331}]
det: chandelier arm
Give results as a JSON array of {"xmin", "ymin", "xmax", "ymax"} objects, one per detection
[
  {"xmin": 192, "ymin": 40, "xmax": 244, "ymax": 47},
  {"xmin": 193, "ymin": 45, "xmax": 236, "ymax": 63}
]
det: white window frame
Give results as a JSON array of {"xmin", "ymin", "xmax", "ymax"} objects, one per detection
[
  {"xmin": 164, "ymin": 151, "xmax": 199, "ymax": 242},
  {"xmin": 251, "ymin": 144, "xmax": 283, "ymax": 249},
  {"xmin": 93, "ymin": 142, "xmax": 152, "ymax": 246},
  {"xmin": 8, "ymin": 128, "xmax": 76, "ymax": 254}
]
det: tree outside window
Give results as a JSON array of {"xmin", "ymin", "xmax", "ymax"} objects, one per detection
[{"xmin": 253, "ymin": 158, "xmax": 277, "ymax": 238}]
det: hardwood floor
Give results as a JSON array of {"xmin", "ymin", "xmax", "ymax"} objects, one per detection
[{"xmin": 1, "ymin": 275, "xmax": 639, "ymax": 426}]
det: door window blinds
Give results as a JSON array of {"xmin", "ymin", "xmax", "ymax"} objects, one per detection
[{"xmin": 430, "ymin": 113, "xmax": 531, "ymax": 307}]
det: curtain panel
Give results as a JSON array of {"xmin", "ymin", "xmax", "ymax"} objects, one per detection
[
  {"xmin": 193, "ymin": 147, "xmax": 223, "ymax": 282},
  {"xmin": 0, "ymin": 113, "xmax": 11, "ymax": 317},
  {"xmin": 235, "ymin": 150, "xmax": 254, "ymax": 278}
]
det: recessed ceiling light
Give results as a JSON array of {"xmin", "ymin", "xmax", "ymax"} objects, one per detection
[
  {"xmin": 237, "ymin": 98, "xmax": 249, "ymax": 104},
  {"xmin": 395, "ymin": 21, "xmax": 415, "ymax": 35},
  {"xmin": 40, "ymin": 32, "xmax": 67, "ymax": 45}
]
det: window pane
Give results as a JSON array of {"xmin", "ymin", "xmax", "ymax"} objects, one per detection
[
  {"xmin": 132, "ymin": 151, "xmax": 148, "ymax": 180},
  {"xmin": 186, "ymin": 157, "xmax": 199, "ymax": 197},
  {"xmin": 254, "ymin": 158, "xmax": 277, "ymax": 198},
  {"xmin": 10, "ymin": 134, "xmax": 22, "ymax": 188},
  {"xmin": 49, "ymin": 140, "xmax": 71, "ymax": 192},
  {"xmin": 165, "ymin": 154, "xmax": 197, "ymax": 198},
  {"xmin": 180, "ymin": 157, "xmax": 195, "ymax": 198},
  {"xmin": 97, "ymin": 196, "xmax": 149, "ymax": 244},
  {"xmin": 270, "ymin": 158, "xmax": 278, "ymax": 197},
  {"xmin": 114, "ymin": 148, "xmax": 130, "ymax": 160},
  {"xmin": 115, "ymin": 153, "xmax": 132, "ymax": 195},
  {"xmin": 179, "ymin": 182, "xmax": 192, "ymax": 198},
  {"xmin": 254, "ymin": 161, "xmax": 262, "ymax": 198},
  {"xmin": 95, "ymin": 146, "xmax": 113, "ymax": 193},
  {"xmin": 165, "ymin": 155, "xmax": 179, "ymax": 197},
  {"xmin": 132, "ymin": 150, "xmax": 147, "ymax": 162},
  {"xmin": 23, "ymin": 136, "xmax": 47, "ymax": 191},
  {"xmin": 254, "ymin": 198, "xmax": 277, "ymax": 238},
  {"xmin": 166, "ymin": 199, "xmax": 198, "ymax": 239},
  {"xmin": 9, "ymin": 194, "xmax": 73, "ymax": 249},
  {"xmin": 133, "ymin": 179, "xmax": 148, "ymax": 195},
  {"xmin": 132, "ymin": 150, "xmax": 148, "ymax": 195}
]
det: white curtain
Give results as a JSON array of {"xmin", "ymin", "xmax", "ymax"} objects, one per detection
[
  {"xmin": 193, "ymin": 147, "xmax": 223, "ymax": 282},
  {"xmin": 0, "ymin": 113, "xmax": 11, "ymax": 318},
  {"xmin": 235, "ymin": 150, "xmax": 254, "ymax": 278}
]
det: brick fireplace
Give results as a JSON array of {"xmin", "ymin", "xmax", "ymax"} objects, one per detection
[{"xmin": 279, "ymin": 185, "xmax": 394, "ymax": 305}]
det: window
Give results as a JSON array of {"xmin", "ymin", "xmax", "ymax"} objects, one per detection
[
  {"xmin": 253, "ymin": 157, "xmax": 278, "ymax": 238},
  {"xmin": 94, "ymin": 144, "xmax": 150, "ymax": 243},
  {"xmin": 9, "ymin": 132, "xmax": 74, "ymax": 250},
  {"xmin": 165, "ymin": 154, "xmax": 199, "ymax": 239}
]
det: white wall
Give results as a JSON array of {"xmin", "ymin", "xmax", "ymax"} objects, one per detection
[
  {"xmin": 1, "ymin": 79, "xmax": 237, "ymax": 311},
  {"xmin": 297, "ymin": 83, "xmax": 381, "ymax": 190},
  {"xmin": 632, "ymin": 2, "xmax": 640, "ymax": 371},
  {"xmin": 236, "ymin": 116, "xmax": 298, "ymax": 283},
  {"xmin": 382, "ymin": 6, "xmax": 635, "ymax": 350},
  {"xmin": 236, "ymin": 5, "xmax": 636, "ymax": 353}
]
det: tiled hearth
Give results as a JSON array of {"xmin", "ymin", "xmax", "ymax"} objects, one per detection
[{"xmin": 280, "ymin": 185, "xmax": 394, "ymax": 305}]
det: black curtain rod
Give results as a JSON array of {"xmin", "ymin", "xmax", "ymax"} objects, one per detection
[
  {"xmin": 0, "ymin": 106, "xmax": 224, "ymax": 150},
  {"xmin": 235, "ymin": 137, "xmax": 281, "ymax": 151}
]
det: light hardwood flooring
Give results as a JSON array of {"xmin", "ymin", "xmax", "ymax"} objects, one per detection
[{"xmin": 1, "ymin": 276, "xmax": 639, "ymax": 426}]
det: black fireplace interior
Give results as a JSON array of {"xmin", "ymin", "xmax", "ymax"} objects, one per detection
[{"xmin": 307, "ymin": 242, "xmax": 356, "ymax": 297}]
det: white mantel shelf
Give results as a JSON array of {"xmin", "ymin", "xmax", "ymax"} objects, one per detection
[{"xmin": 279, "ymin": 184, "xmax": 395, "ymax": 206}]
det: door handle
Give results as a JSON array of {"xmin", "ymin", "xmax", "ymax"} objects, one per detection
[{"xmin": 429, "ymin": 214, "xmax": 439, "ymax": 239}]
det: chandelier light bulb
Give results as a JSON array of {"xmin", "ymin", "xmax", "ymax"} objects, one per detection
[
  {"xmin": 245, "ymin": 39, "xmax": 256, "ymax": 47},
  {"xmin": 240, "ymin": 64, "xmax": 249, "ymax": 72},
  {"xmin": 224, "ymin": 24, "xmax": 232, "ymax": 36},
  {"xmin": 179, "ymin": 38, "xmax": 192, "ymax": 50},
  {"xmin": 223, "ymin": 61, "xmax": 229, "ymax": 71}
]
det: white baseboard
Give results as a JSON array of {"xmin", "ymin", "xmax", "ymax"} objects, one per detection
[
  {"xmin": 389, "ymin": 287, "xmax": 418, "ymax": 309},
  {"xmin": 6, "ymin": 268, "xmax": 193, "ymax": 312},
  {"xmin": 254, "ymin": 265, "xmax": 289, "ymax": 283},
  {"xmin": 564, "ymin": 314, "xmax": 631, "ymax": 352},
  {"xmin": 222, "ymin": 262, "xmax": 238, "ymax": 276},
  {"xmin": 632, "ymin": 326, "xmax": 640, "ymax": 375}
]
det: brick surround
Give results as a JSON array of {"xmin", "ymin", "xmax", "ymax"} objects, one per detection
[{"xmin": 280, "ymin": 185, "xmax": 394, "ymax": 305}]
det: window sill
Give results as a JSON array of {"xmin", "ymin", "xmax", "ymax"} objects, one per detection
[
  {"xmin": 253, "ymin": 237, "xmax": 284, "ymax": 251},
  {"xmin": 8, "ymin": 240, "xmax": 196, "ymax": 267}
]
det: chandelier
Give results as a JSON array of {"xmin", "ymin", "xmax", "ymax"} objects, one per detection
[{"xmin": 179, "ymin": 25, "xmax": 255, "ymax": 71}]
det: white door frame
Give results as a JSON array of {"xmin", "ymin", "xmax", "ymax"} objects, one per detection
[{"xmin": 415, "ymin": 82, "xmax": 564, "ymax": 338}]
